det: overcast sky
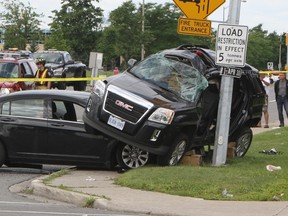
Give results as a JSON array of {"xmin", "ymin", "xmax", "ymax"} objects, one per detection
[{"xmin": 14, "ymin": 0, "xmax": 288, "ymax": 34}]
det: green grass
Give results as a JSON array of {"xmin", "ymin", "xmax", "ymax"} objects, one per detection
[
  {"xmin": 115, "ymin": 127, "xmax": 288, "ymax": 201},
  {"xmin": 43, "ymin": 169, "xmax": 71, "ymax": 184}
]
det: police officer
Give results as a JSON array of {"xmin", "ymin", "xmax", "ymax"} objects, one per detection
[{"xmin": 35, "ymin": 58, "xmax": 52, "ymax": 89}]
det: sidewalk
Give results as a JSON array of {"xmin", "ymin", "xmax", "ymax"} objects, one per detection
[{"xmin": 10, "ymin": 123, "xmax": 288, "ymax": 216}]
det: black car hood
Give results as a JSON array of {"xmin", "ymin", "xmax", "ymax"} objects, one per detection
[
  {"xmin": 45, "ymin": 63, "xmax": 64, "ymax": 70},
  {"xmin": 106, "ymin": 73, "xmax": 193, "ymax": 109}
]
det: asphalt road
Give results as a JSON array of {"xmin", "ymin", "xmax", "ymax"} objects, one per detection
[{"xmin": 0, "ymin": 165, "xmax": 137, "ymax": 216}]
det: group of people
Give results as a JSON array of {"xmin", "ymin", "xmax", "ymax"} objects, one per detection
[{"xmin": 259, "ymin": 72, "xmax": 288, "ymax": 128}]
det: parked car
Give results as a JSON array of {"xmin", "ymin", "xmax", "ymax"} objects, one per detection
[
  {"xmin": 83, "ymin": 44, "xmax": 265, "ymax": 166},
  {"xmin": 0, "ymin": 90, "xmax": 149, "ymax": 169},
  {"xmin": 0, "ymin": 57, "xmax": 37, "ymax": 95}
]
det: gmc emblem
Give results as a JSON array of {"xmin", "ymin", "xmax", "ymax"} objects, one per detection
[{"xmin": 115, "ymin": 100, "xmax": 133, "ymax": 111}]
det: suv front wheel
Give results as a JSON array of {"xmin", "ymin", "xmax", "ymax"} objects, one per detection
[{"xmin": 157, "ymin": 134, "xmax": 188, "ymax": 166}]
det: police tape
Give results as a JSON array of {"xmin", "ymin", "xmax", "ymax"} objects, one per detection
[
  {"xmin": 259, "ymin": 70, "xmax": 288, "ymax": 74},
  {"xmin": 0, "ymin": 77, "xmax": 105, "ymax": 82}
]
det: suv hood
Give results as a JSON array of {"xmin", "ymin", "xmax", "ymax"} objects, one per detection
[{"xmin": 45, "ymin": 63, "xmax": 64, "ymax": 70}]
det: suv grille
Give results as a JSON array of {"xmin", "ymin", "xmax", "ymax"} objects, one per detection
[{"xmin": 103, "ymin": 85, "xmax": 153, "ymax": 124}]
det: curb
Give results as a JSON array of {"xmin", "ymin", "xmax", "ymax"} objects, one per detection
[{"xmin": 30, "ymin": 179, "xmax": 109, "ymax": 209}]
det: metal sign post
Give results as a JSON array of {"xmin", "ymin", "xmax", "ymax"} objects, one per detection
[{"xmin": 212, "ymin": 0, "xmax": 248, "ymax": 166}]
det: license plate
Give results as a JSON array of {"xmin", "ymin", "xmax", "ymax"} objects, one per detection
[{"xmin": 107, "ymin": 115, "xmax": 125, "ymax": 130}]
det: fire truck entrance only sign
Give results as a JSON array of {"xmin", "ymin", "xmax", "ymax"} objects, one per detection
[{"xmin": 215, "ymin": 24, "xmax": 248, "ymax": 67}]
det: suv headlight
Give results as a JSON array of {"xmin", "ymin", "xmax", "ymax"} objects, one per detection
[
  {"xmin": 93, "ymin": 80, "xmax": 106, "ymax": 99},
  {"xmin": 148, "ymin": 108, "xmax": 175, "ymax": 125}
]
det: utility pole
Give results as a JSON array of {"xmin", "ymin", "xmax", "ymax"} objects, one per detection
[
  {"xmin": 212, "ymin": 0, "xmax": 244, "ymax": 166},
  {"xmin": 279, "ymin": 36, "xmax": 282, "ymax": 70},
  {"xmin": 141, "ymin": 0, "xmax": 145, "ymax": 60}
]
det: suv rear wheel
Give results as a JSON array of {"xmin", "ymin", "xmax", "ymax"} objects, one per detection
[
  {"xmin": 116, "ymin": 143, "xmax": 149, "ymax": 169},
  {"xmin": 234, "ymin": 127, "xmax": 252, "ymax": 157},
  {"xmin": 157, "ymin": 134, "xmax": 188, "ymax": 166}
]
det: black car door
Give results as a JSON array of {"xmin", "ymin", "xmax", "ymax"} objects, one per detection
[
  {"xmin": 0, "ymin": 98, "xmax": 48, "ymax": 163},
  {"xmin": 47, "ymin": 99, "xmax": 110, "ymax": 166}
]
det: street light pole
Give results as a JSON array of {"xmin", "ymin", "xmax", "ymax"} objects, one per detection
[
  {"xmin": 141, "ymin": 0, "xmax": 145, "ymax": 60},
  {"xmin": 212, "ymin": 0, "xmax": 243, "ymax": 166}
]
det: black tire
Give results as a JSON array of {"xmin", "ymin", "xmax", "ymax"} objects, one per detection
[
  {"xmin": 57, "ymin": 82, "xmax": 66, "ymax": 90},
  {"xmin": 74, "ymin": 81, "xmax": 86, "ymax": 91},
  {"xmin": 157, "ymin": 134, "xmax": 188, "ymax": 166},
  {"xmin": 74, "ymin": 70, "xmax": 86, "ymax": 91},
  {"xmin": 234, "ymin": 127, "xmax": 253, "ymax": 157},
  {"xmin": 116, "ymin": 143, "xmax": 149, "ymax": 169},
  {"xmin": 0, "ymin": 144, "xmax": 6, "ymax": 167}
]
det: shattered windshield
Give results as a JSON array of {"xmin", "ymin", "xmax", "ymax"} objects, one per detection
[{"xmin": 129, "ymin": 54, "xmax": 208, "ymax": 102}]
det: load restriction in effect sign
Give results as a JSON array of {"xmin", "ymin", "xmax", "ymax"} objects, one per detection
[
  {"xmin": 177, "ymin": 17, "xmax": 211, "ymax": 36},
  {"xmin": 215, "ymin": 24, "xmax": 248, "ymax": 67}
]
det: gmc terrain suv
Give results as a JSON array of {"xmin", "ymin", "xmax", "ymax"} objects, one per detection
[{"xmin": 83, "ymin": 45, "xmax": 265, "ymax": 166}]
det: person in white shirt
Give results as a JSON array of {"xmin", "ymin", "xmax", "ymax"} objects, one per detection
[{"xmin": 259, "ymin": 73, "xmax": 270, "ymax": 128}]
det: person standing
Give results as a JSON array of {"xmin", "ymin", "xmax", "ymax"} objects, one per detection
[
  {"xmin": 35, "ymin": 58, "xmax": 52, "ymax": 89},
  {"xmin": 113, "ymin": 67, "xmax": 119, "ymax": 75},
  {"xmin": 259, "ymin": 73, "xmax": 270, "ymax": 128},
  {"xmin": 274, "ymin": 73, "xmax": 288, "ymax": 127}
]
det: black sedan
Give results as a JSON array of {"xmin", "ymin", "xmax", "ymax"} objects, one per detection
[{"xmin": 0, "ymin": 90, "xmax": 149, "ymax": 169}]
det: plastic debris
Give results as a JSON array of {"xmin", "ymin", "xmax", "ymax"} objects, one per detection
[
  {"xmin": 85, "ymin": 176, "xmax": 96, "ymax": 181},
  {"xmin": 259, "ymin": 148, "xmax": 282, "ymax": 155},
  {"xmin": 266, "ymin": 165, "xmax": 281, "ymax": 171},
  {"xmin": 222, "ymin": 188, "xmax": 234, "ymax": 198}
]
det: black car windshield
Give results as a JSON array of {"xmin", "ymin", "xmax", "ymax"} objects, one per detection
[
  {"xmin": 129, "ymin": 53, "xmax": 208, "ymax": 102},
  {"xmin": 33, "ymin": 53, "xmax": 63, "ymax": 64},
  {"xmin": 0, "ymin": 62, "xmax": 19, "ymax": 78}
]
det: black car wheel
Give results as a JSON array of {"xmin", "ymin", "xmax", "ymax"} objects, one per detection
[
  {"xmin": 116, "ymin": 143, "xmax": 149, "ymax": 169},
  {"xmin": 57, "ymin": 82, "xmax": 66, "ymax": 90},
  {"xmin": 0, "ymin": 143, "xmax": 6, "ymax": 167},
  {"xmin": 157, "ymin": 134, "xmax": 188, "ymax": 166},
  {"xmin": 74, "ymin": 81, "xmax": 86, "ymax": 91},
  {"xmin": 235, "ymin": 127, "xmax": 253, "ymax": 157}
]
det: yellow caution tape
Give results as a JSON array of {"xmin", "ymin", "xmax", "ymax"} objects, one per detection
[
  {"xmin": 259, "ymin": 70, "xmax": 288, "ymax": 74},
  {"xmin": 0, "ymin": 77, "xmax": 105, "ymax": 82}
]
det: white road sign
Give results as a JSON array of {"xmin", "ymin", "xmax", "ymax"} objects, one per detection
[
  {"xmin": 215, "ymin": 24, "xmax": 248, "ymax": 67},
  {"xmin": 267, "ymin": 62, "xmax": 274, "ymax": 70}
]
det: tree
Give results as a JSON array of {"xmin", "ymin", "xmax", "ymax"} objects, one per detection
[
  {"xmin": 48, "ymin": 0, "xmax": 103, "ymax": 63},
  {"xmin": 144, "ymin": 3, "xmax": 214, "ymax": 55},
  {"xmin": 246, "ymin": 24, "xmax": 282, "ymax": 70},
  {"xmin": 101, "ymin": 1, "xmax": 215, "ymax": 70},
  {"xmin": 0, "ymin": 0, "xmax": 42, "ymax": 50}
]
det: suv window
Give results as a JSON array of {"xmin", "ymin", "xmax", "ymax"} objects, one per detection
[
  {"xmin": 1, "ymin": 99, "xmax": 45, "ymax": 118},
  {"xmin": 129, "ymin": 53, "xmax": 208, "ymax": 102},
  {"xmin": 22, "ymin": 62, "xmax": 35, "ymax": 76}
]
